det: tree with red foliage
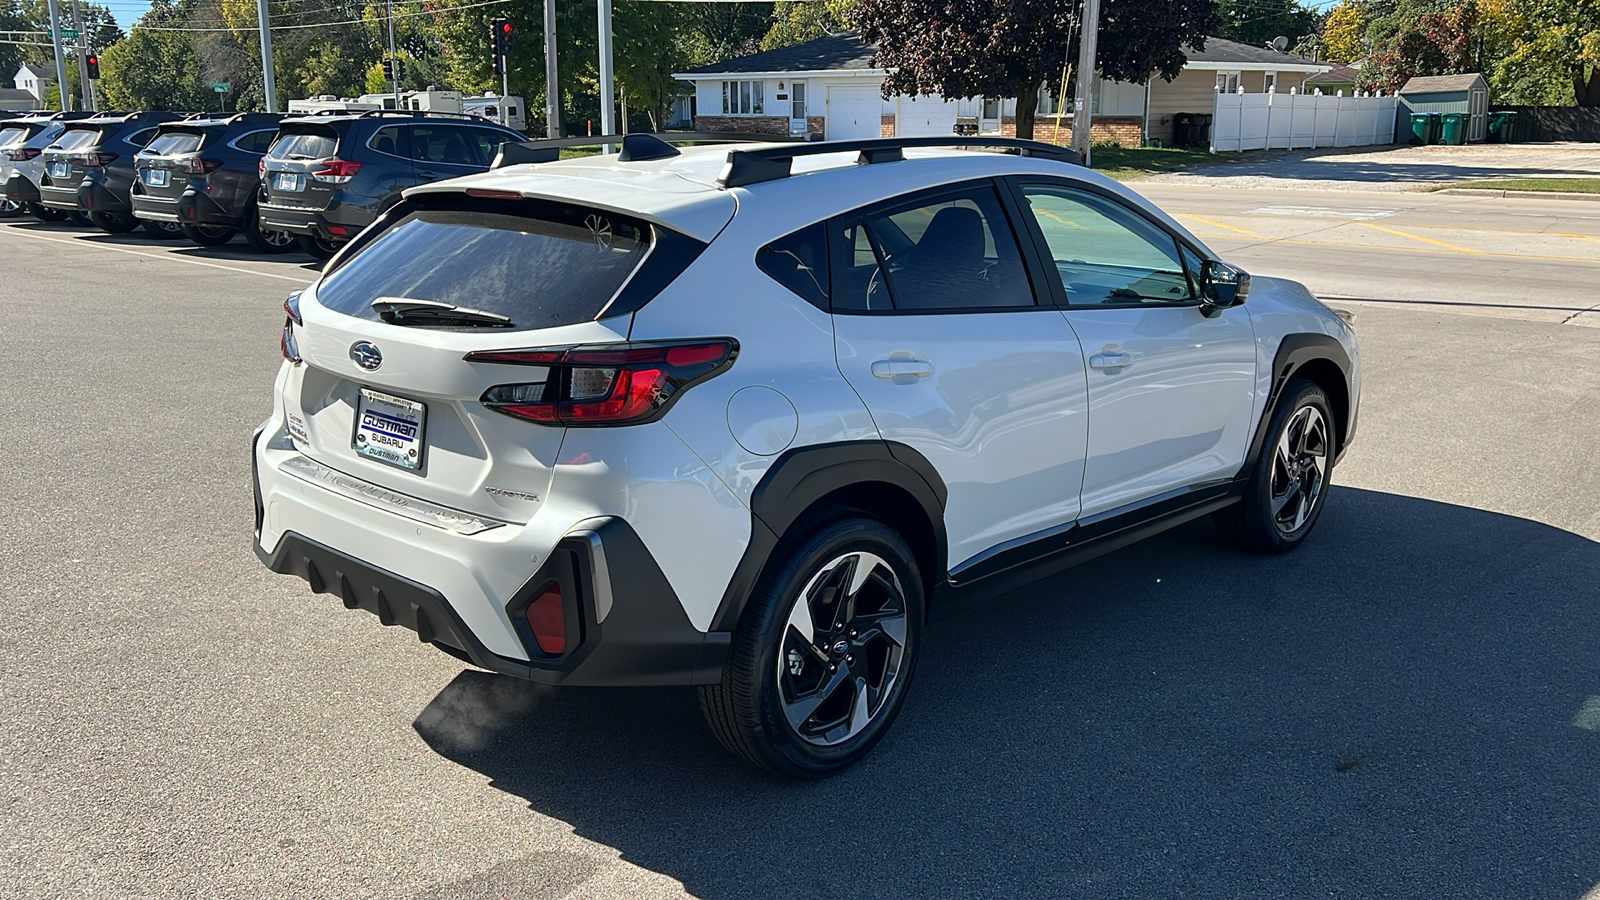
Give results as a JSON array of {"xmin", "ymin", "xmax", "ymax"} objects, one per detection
[{"xmin": 1358, "ymin": 2, "xmax": 1481, "ymax": 93}]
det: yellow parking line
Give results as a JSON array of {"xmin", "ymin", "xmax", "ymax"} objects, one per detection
[
  {"xmin": 1356, "ymin": 221, "xmax": 1485, "ymax": 253},
  {"xmin": 1178, "ymin": 214, "xmax": 1262, "ymax": 238}
]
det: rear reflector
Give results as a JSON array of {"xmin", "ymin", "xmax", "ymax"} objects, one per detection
[
  {"xmin": 471, "ymin": 339, "xmax": 737, "ymax": 427},
  {"xmin": 525, "ymin": 585, "xmax": 566, "ymax": 655}
]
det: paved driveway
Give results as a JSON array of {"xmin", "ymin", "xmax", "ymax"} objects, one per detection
[{"xmin": 1142, "ymin": 142, "xmax": 1600, "ymax": 191}]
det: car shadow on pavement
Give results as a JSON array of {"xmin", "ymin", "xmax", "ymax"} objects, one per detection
[
  {"xmin": 413, "ymin": 487, "xmax": 1600, "ymax": 900},
  {"xmin": 1173, "ymin": 147, "xmax": 1600, "ymax": 184}
]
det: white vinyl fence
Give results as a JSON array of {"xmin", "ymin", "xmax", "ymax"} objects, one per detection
[{"xmin": 1210, "ymin": 90, "xmax": 1398, "ymax": 152}]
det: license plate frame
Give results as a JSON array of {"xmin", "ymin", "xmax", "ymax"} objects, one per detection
[
  {"xmin": 272, "ymin": 172, "xmax": 304, "ymax": 192},
  {"xmin": 48, "ymin": 162, "xmax": 69, "ymax": 179},
  {"xmin": 141, "ymin": 168, "xmax": 169, "ymax": 188},
  {"xmin": 352, "ymin": 388, "xmax": 427, "ymax": 471}
]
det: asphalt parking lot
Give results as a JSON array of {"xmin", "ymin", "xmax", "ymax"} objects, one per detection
[{"xmin": 3, "ymin": 189, "xmax": 1598, "ymax": 899}]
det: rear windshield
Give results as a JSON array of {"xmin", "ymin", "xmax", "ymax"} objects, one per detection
[
  {"xmin": 53, "ymin": 129, "xmax": 102, "ymax": 151},
  {"xmin": 0, "ymin": 126, "xmax": 30, "ymax": 147},
  {"xmin": 269, "ymin": 131, "xmax": 337, "ymax": 160},
  {"xmin": 143, "ymin": 132, "xmax": 204, "ymax": 156},
  {"xmin": 315, "ymin": 206, "xmax": 652, "ymax": 330}
]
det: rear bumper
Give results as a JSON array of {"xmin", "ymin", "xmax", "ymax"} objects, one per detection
[
  {"xmin": 38, "ymin": 183, "xmax": 82, "ymax": 211},
  {"xmin": 132, "ymin": 190, "xmax": 235, "ymax": 227},
  {"xmin": 260, "ymin": 192, "xmax": 375, "ymax": 241},
  {"xmin": 251, "ymin": 421, "xmax": 730, "ymax": 687},
  {"xmin": 3, "ymin": 174, "xmax": 40, "ymax": 203}
]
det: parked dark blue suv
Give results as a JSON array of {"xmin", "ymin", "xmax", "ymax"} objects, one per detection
[
  {"xmin": 258, "ymin": 111, "xmax": 523, "ymax": 257},
  {"xmin": 130, "ymin": 112, "xmax": 294, "ymax": 252}
]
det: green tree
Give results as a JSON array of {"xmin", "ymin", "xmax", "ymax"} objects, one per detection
[
  {"xmin": 98, "ymin": 1, "xmax": 209, "ymax": 110},
  {"xmin": 1212, "ymin": 0, "xmax": 1318, "ymax": 49},
  {"xmin": 851, "ymin": 0, "xmax": 1217, "ymax": 139},
  {"xmin": 1481, "ymin": 0, "xmax": 1600, "ymax": 104},
  {"xmin": 761, "ymin": 0, "xmax": 856, "ymax": 51},
  {"xmin": 1321, "ymin": 0, "xmax": 1367, "ymax": 61}
]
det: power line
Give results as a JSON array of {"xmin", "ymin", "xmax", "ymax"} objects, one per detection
[{"xmin": 129, "ymin": 0, "xmax": 509, "ymax": 32}]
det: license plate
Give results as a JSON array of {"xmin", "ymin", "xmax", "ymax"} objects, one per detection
[
  {"xmin": 272, "ymin": 172, "xmax": 304, "ymax": 192},
  {"xmin": 49, "ymin": 162, "xmax": 69, "ymax": 178},
  {"xmin": 142, "ymin": 168, "xmax": 169, "ymax": 187},
  {"xmin": 353, "ymin": 388, "xmax": 427, "ymax": 470}
]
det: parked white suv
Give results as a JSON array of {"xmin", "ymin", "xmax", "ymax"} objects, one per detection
[
  {"xmin": 253, "ymin": 135, "xmax": 1360, "ymax": 777},
  {"xmin": 0, "ymin": 112, "xmax": 92, "ymax": 220}
]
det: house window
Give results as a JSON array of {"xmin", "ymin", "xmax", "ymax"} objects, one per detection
[
  {"xmin": 1215, "ymin": 72, "xmax": 1241, "ymax": 93},
  {"xmin": 1263, "ymin": 73, "xmax": 1277, "ymax": 93},
  {"xmin": 722, "ymin": 80, "xmax": 764, "ymax": 115},
  {"xmin": 1037, "ymin": 84, "xmax": 1065, "ymax": 116}
]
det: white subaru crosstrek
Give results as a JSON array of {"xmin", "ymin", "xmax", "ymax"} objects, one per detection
[{"xmin": 254, "ymin": 134, "xmax": 1359, "ymax": 778}]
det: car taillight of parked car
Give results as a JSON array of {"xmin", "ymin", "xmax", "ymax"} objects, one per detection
[
  {"xmin": 281, "ymin": 291, "xmax": 302, "ymax": 364},
  {"xmin": 469, "ymin": 340, "xmax": 737, "ymax": 427},
  {"xmin": 185, "ymin": 157, "xmax": 223, "ymax": 175},
  {"xmin": 75, "ymin": 151, "xmax": 116, "ymax": 168},
  {"xmin": 310, "ymin": 159, "xmax": 362, "ymax": 184},
  {"xmin": 6, "ymin": 147, "xmax": 40, "ymax": 162}
]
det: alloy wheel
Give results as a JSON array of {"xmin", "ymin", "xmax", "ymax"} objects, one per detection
[
  {"xmin": 262, "ymin": 227, "xmax": 295, "ymax": 248},
  {"xmin": 778, "ymin": 551, "xmax": 909, "ymax": 747},
  {"xmin": 1270, "ymin": 405, "xmax": 1329, "ymax": 535}
]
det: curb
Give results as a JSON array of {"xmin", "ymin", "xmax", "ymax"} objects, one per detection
[{"xmin": 1434, "ymin": 188, "xmax": 1600, "ymax": 202}]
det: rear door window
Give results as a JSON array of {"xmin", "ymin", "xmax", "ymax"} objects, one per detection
[
  {"xmin": 143, "ymin": 132, "xmax": 204, "ymax": 156},
  {"xmin": 466, "ymin": 128, "xmax": 517, "ymax": 166},
  {"xmin": 269, "ymin": 131, "xmax": 338, "ymax": 160},
  {"xmin": 408, "ymin": 125, "xmax": 478, "ymax": 167},
  {"xmin": 368, "ymin": 125, "xmax": 406, "ymax": 158},
  {"xmin": 125, "ymin": 128, "xmax": 157, "ymax": 147},
  {"xmin": 231, "ymin": 129, "xmax": 277, "ymax": 154},
  {"xmin": 313, "ymin": 204, "xmax": 653, "ymax": 330}
]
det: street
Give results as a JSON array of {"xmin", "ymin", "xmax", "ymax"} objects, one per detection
[{"xmin": 3, "ymin": 184, "xmax": 1599, "ymax": 899}]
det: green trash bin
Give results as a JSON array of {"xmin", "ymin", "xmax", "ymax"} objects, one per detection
[
  {"xmin": 1500, "ymin": 110, "xmax": 1519, "ymax": 143},
  {"xmin": 1409, "ymin": 112, "xmax": 1433, "ymax": 145},
  {"xmin": 1440, "ymin": 112, "xmax": 1466, "ymax": 145},
  {"xmin": 1486, "ymin": 111, "xmax": 1507, "ymax": 143}
]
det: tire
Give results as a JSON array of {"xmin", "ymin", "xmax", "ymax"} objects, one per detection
[
  {"xmin": 181, "ymin": 223, "xmax": 236, "ymax": 246},
  {"xmin": 88, "ymin": 210, "xmax": 139, "ymax": 233},
  {"xmin": 142, "ymin": 219, "xmax": 184, "ymax": 239},
  {"xmin": 0, "ymin": 196, "xmax": 22, "ymax": 218},
  {"xmin": 26, "ymin": 203, "xmax": 68, "ymax": 222},
  {"xmin": 295, "ymin": 233, "xmax": 340, "ymax": 259},
  {"xmin": 70, "ymin": 211, "xmax": 93, "ymax": 226},
  {"xmin": 244, "ymin": 202, "xmax": 296, "ymax": 254},
  {"xmin": 699, "ymin": 512, "xmax": 924, "ymax": 778},
  {"xmin": 1215, "ymin": 378, "xmax": 1336, "ymax": 554}
]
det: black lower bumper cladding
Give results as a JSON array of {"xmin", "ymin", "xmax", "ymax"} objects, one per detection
[{"xmin": 256, "ymin": 519, "xmax": 729, "ymax": 686}]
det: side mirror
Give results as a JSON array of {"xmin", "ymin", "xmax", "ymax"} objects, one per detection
[{"xmin": 1199, "ymin": 259, "xmax": 1251, "ymax": 317}]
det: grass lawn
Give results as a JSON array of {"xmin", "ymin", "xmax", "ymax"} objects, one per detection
[
  {"xmin": 1088, "ymin": 145, "xmax": 1231, "ymax": 180},
  {"xmin": 1435, "ymin": 178, "xmax": 1600, "ymax": 194}
]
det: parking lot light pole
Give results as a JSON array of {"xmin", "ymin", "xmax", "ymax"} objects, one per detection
[
  {"xmin": 544, "ymin": 0, "xmax": 559, "ymax": 137},
  {"xmin": 257, "ymin": 0, "xmax": 277, "ymax": 112},
  {"xmin": 69, "ymin": 0, "xmax": 92, "ymax": 111},
  {"xmin": 44, "ymin": 0, "xmax": 70, "ymax": 111}
]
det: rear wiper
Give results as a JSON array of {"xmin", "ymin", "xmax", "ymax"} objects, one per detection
[{"xmin": 372, "ymin": 296, "xmax": 514, "ymax": 328}]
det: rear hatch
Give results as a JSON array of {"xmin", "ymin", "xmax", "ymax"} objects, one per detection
[
  {"xmin": 261, "ymin": 122, "xmax": 342, "ymax": 211},
  {"xmin": 133, "ymin": 125, "xmax": 210, "ymax": 201},
  {"xmin": 42, "ymin": 126, "xmax": 109, "ymax": 192},
  {"xmin": 0, "ymin": 122, "xmax": 42, "ymax": 182},
  {"xmin": 284, "ymin": 196, "xmax": 659, "ymax": 521}
]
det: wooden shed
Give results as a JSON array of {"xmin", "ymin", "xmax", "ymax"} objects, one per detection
[{"xmin": 1398, "ymin": 74, "xmax": 1489, "ymax": 142}]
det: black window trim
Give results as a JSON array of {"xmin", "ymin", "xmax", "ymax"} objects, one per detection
[
  {"xmin": 1001, "ymin": 175, "xmax": 1213, "ymax": 310},
  {"xmin": 364, "ymin": 123, "xmax": 412, "ymax": 163},
  {"xmin": 227, "ymin": 127, "xmax": 278, "ymax": 155},
  {"xmin": 824, "ymin": 177, "xmax": 1052, "ymax": 317}
]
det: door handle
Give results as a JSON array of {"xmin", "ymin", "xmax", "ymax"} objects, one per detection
[
  {"xmin": 871, "ymin": 353, "xmax": 933, "ymax": 379},
  {"xmin": 1089, "ymin": 351, "xmax": 1132, "ymax": 370}
]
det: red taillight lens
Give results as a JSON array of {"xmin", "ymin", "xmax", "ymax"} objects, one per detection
[
  {"xmin": 84, "ymin": 151, "xmax": 116, "ymax": 167},
  {"xmin": 471, "ymin": 339, "xmax": 737, "ymax": 427},
  {"xmin": 525, "ymin": 585, "xmax": 566, "ymax": 655},
  {"xmin": 258, "ymin": 157, "xmax": 267, "ymax": 177},
  {"xmin": 7, "ymin": 147, "xmax": 40, "ymax": 162},
  {"xmin": 185, "ymin": 157, "xmax": 222, "ymax": 174},
  {"xmin": 311, "ymin": 158, "xmax": 361, "ymax": 183},
  {"xmin": 283, "ymin": 290, "xmax": 303, "ymax": 325}
]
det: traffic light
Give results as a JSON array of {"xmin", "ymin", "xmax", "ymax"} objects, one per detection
[
  {"xmin": 491, "ymin": 18, "xmax": 512, "ymax": 73},
  {"xmin": 85, "ymin": 53, "xmax": 99, "ymax": 80},
  {"xmin": 385, "ymin": 56, "xmax": 400, "ymax": 81}
]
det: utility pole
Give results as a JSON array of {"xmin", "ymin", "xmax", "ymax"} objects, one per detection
[
  {"xmin": 597, "ymin": 0, "xmax": 615, "ymax": 141},
  {"xmin": 1069, "ymin": 0, "xmax": 1101, "ymax": 165},
  {"xmin": 543, "ymin": 0, "xmax": 559, "ymax": 137},
  {"xmin": 44, "ymin": 0, "xmax": 69, "ymax": 111},
  {"xmin": 257, "ymin": 0, "xmax": 277, "ymax": 112},
  {"xmin": 69, "ymin": 0, "xmax": 92, "ymax": 110},
  {"xmin": 385, "ymin": 0, "xmax": 399, "ymax": 110}
]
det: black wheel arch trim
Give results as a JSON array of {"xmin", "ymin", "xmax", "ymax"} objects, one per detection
[
  {"xmin": 708, "ymin": 440, "xmax": 949, "ymax": 633},
  {"xmin": 1242, "ymin": 333, "xmax": 1354, "ymax": 474}
]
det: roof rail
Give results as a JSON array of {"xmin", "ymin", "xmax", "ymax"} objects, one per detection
[
  {"xmin": 355, "ymin": 109, "xmax": 483, "ymax": 122},
  {"xmin": 716, "ymin": 136, "xmax": 1081, "ymax": 189},
  {"xmin": 490, "ymin": 130, "xmax": 815, "ymax": 169}
]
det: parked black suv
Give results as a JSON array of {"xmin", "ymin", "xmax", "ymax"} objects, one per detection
[
  {"xmin": 130, "ymin": 112, "xmax": 295, "ymax": 251},
  {"xmin": 258, "ymin": 111, "xmax": 523, "ymax": 257},
  {"xmin": 38, "ymin": 111, "xmax": 184, "ymax": 233}
]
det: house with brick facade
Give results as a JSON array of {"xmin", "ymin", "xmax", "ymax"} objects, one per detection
[{"xmin": 674, "ymin": 31, "xmax": 1331, "ymax": 147}]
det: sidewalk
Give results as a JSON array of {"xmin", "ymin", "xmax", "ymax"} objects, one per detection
[{"xmin": 1140, "ymin": 142, "xmax": 1600, "ymax": 192}]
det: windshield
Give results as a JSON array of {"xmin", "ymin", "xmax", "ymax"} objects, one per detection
[
  {"xmin": 315, "ymin": 205, "xmax": 652, "ymax": 331},
  {"xmin": 142, "ymin": 132, "xmax": 204, "ymax": 156},
  {"xmin": 268, "ymin": 131, "xmax": 337, "ymax": 160},
  {"xmin": 52, "ymin": 129, "xmax": 102, "ymax": 151}
]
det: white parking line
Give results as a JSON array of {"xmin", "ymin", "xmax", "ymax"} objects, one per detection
[
  {"xmin": 1244, "ymin": 205, "xmax": 1397, "ymax": 220},
  {"xmin": 0, "ymin": 227, "xmax": 314, "ymax": 284}
]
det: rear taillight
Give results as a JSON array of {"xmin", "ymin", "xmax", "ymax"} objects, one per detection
[
  {"xmin": 79, "ymin": 151, "xmax": 116, "ymax": 167},
  {"xmin": 311, "ymin": 159, "xmax": 361, "ymax": 183},
  {"xmin": 524, "ymin": 585, "xmax": 566, "ymax": 655},
  {"xmin": 470, "ymin": 339, "xmax": 737, "ymax": 427},
  {"xmin": 281, "ymin": 292, "xmax": 302, "ymax": 363},
  {"xmin": 258, "ymin": 157, "xmax": 267, "ymax": 177},
  {"xmin": 185, "ymin": 157, "xmax": 223, "ymax": 174},
  {"xmin": 6, "ymin": 147, "xmax": 40, "ymax": 162}
]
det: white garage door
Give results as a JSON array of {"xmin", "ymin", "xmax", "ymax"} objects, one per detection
[
  {"xmin": 896, "ymin": 95, "xmax": 959, "ymax": 138},
  {"xmin": 827, "ymin": 86, "xmax": 882, "ymax": 141}
]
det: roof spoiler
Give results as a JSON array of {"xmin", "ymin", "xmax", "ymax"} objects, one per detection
[
  {"xmin": 716, "ymin": 137, "xmax": 1081, "ymax": 189},
  {"xmin": 490, "ymin": 131, "xmax": 818, "ymax": 170}
]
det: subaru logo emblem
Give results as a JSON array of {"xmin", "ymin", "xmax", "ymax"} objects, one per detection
[
  {"xmin": 349, "ymin": 341, "xmax": 382, "ymax": 371},
  {"xmin": 833, "ymin": 641, "xmax": 849, "ymax": 655}
]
